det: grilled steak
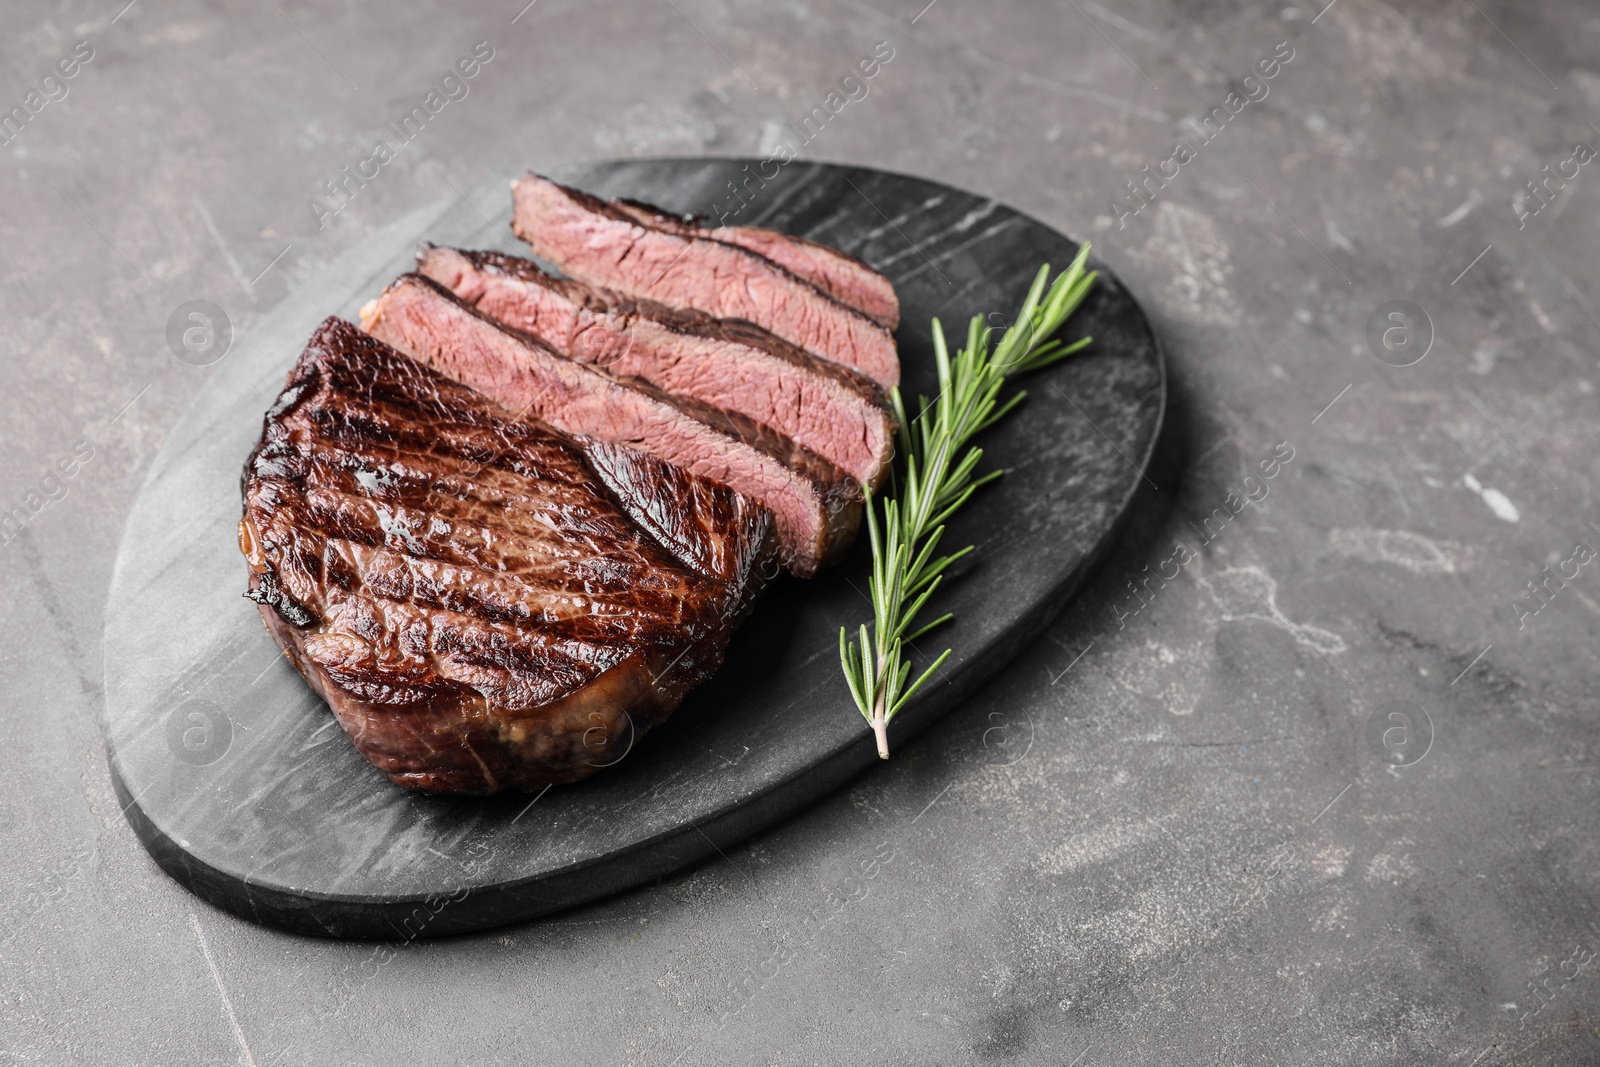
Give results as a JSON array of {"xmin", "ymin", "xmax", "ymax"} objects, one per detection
[
  {"xmin": 510, "ymin": 174, "xmax": 900, "ymax": 390},
  {"xmin": 240, "ymin": 317, "xmax": 774, "ymax": 795},
  {"xmin": 361, "ymin": 273, "xmax": 861, "ymax": 576},
  {"xmin": 416, "ymin": 244, "xmax": 896, "ymax": 490},
  {"xmin": 610, "ymin": 198, "xmax": 901, "ymax": 329}
]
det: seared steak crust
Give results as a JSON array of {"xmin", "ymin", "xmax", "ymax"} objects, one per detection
[
  {"xmin": 610, "ymin": 197, "xmax": 901, "ymax": 329},
  {"xmin": 361, "ymin": 273, "xmax": 861, "ymax": 576},
  {"xmin": 416, "ymin": 245, "xmax": 896, "ymax": 490},
  {"xmin": 240, "ymin": 317, "xmax": 773, "ymax": 794},
  {"xmin": 510, "ymin": 174, "xmax": 900, "ymax": 390}
]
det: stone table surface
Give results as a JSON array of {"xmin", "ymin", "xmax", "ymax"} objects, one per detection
[{"xmin": 3, "ymin": 0, "xmax": 1597, "ymax": 1063}]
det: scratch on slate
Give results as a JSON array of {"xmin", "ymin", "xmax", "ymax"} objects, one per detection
[{"xmin": 890, "ymin": 216, "xmax": 1022, "ymax": 277}]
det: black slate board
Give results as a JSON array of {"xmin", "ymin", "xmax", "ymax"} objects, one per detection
[{"xmin": 102, "ymin": 159, "xmax": 1163, "ymax": 938}]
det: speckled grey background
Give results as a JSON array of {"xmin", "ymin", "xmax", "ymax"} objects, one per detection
[{"xmin": 3, "ymin": 0, "xmax": 1597, "ymax": 1064}]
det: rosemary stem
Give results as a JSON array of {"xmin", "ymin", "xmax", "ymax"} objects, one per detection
[
  {"xmin": 839, "ymin": 251, "xmax": 1097, "ymax": 760},
  {"xmin": 872, "ymin": 649, "xmax": 891, "ymax": 757}
]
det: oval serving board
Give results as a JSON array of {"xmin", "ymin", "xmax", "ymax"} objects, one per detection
[{"xmin": 103, "ymin": 159, "xmax": 1164, "ymax": 938}]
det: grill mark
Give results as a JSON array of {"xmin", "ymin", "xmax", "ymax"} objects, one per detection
[
  {"xmin": 310, "ymin": 600, "xmax": 615, "ymax": 707},
  {"xmin": 308, "ymin": 558, "xmax": 704, "ymax": 690},
  {"xmin": 294, "ymin": 458, "xmax": 643, "ymax": 563},
  {"xmin": 336, "ymin": 539, "xmax": 707, "ymax": 636},
  {"xmin": 257, "ymin": 446, "xmax": 707, "ymax": 596}
]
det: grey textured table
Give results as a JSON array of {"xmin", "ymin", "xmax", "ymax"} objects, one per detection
[{"xmin": 4, "ymin": 1, "xmax": 1597, "ymax": 1063}]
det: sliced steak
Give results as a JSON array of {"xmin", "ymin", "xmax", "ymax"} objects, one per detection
[
  {"xmin": 417, "ymin": 244, "xmax": 896, "ymax": 490},
  {"xmin": 510, "ymin": 174, "xmax": 900, "ymax": 389},
  {"xmin": 240, "ymin": 317, "xmax": 774, "ymax": 794},
  {"xmin": 610, "ymin": 198, "xmax": 900, "ymax": 329},
  {"xmin": 361, "ymin": 273, "xmax": 860, "ymax": 576}
]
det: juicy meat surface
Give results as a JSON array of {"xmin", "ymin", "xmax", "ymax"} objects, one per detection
[
  {"xmin": 610, "ymin": 197, "xmax": 901, "ymax": 329},
  {"xmin": 240, "ymin": 317, "xmax": 774, "ymax": 794},
  {"xmin": 510, "ymin": 174, "xmax": 900, "ymax": 390},
  {"xmin": 417, "ymin": 244, "xmax": 896, "ymax": 490},
  {"xmin": 361, "ymin": 273, "xmax": 860, "ymax": 576}
]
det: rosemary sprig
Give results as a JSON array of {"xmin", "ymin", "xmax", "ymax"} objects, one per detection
[{"xmin": 839, "ymin": 245, "xmax": 1099, "ymax": 759}]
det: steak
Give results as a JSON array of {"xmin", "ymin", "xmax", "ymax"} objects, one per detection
[
  {"xmin": 510, "ymin": 174, "xmax": 901, "ymax": 390},
  {"xmin": 610, "ymin": 198, "xmax": 901, "ymax": 329},
  {"xmin": 239, "ymin": 317, "xmax": 774, "ymax": 795},
  {"xmin": 360, "ymin": 273, "xmax": 860, "ymax": 576},
  {"xmin": 416, "ymin": 244, "xmax": 896, "ymax": 490}
]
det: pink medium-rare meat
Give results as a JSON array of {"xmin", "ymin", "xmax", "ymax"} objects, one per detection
[
  {"xmin": 239, "ymin": 317, "xmax": 773, "ymax": 794},
  {"xmin": 510, "ymin": 174, "xmax": 900, "ymax": 390},
  {"xmin": 609, "ymin": 198, "xmax": 900, "ymax": 329},
  {"xmin": 416, "ymin": 244, "xmax": 896, "ymax": 490},
  {"xmin": 360, "ymin": 273, "xmax": 860, "ymax": 576}
]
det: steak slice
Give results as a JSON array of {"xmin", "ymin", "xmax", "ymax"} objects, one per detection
[
  {"xmin": 361, "ymin": 273, "xmax": 860, "ymax": 576},
  {"xmin": 417, "ymin": 244, "xmax": 896, "ymax": 490},
  {"xmin": 510, "ymin": 174, "xmax": 900, "ymax": 390},
  {"xmin": 610, "ymin": 198, "xmax": 900, "ymax": 329},
  {"xmin": 240, "ymin": 317, "xmax": 774, "ymax": 794}
]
